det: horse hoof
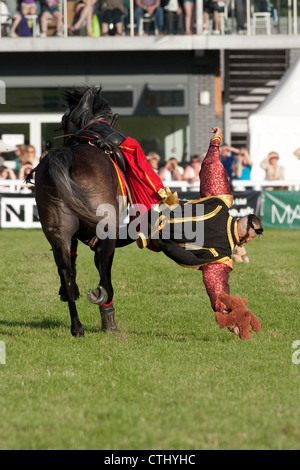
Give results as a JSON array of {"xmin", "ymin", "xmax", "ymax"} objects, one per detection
[
  {"xmin": 100, "ymin": 304, "xmax": 119, "ymax": 332},
  {"xmin": 87, "ymin": 286, "xmax": 108, "ymax": 306},
  {"xmin": 71, "ymin": 318, "xmax": 85, "ymax": 337}
]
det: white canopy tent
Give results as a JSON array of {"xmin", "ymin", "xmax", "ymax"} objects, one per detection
[{"xmin": 248, "ymin": 55, "xmax": 300, "ymax": 181}]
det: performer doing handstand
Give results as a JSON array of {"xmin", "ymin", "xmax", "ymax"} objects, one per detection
[{"xmin": 140, "ymin": 127, "xmax": 263, "ymax": 337}]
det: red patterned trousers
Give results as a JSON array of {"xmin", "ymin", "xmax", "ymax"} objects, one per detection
[{"xmin": 199, "ymin": 137, "xmax": 232, "ymax": 312}]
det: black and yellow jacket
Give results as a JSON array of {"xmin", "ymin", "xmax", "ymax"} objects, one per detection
[{"xmin": 149, "ymin": 194, "xmax": 240, "ymax": 270}]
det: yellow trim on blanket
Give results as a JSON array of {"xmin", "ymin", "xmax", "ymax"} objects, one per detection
[
  {"xmin": 144, "ymin": 171, "xmax": 159, "ymax": 191},
  {"xmin": 111, "ymin": 160, "xmax": 126, "ymax": 207}
]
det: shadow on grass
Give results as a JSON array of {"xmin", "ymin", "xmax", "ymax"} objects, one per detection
[{"xmin": 0, "ymin": 318, "xmax": 66, "ymax": 335}]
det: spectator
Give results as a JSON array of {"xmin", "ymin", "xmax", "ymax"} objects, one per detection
[
  {"xmin": 6, "ymin": 0, "xmax": 22, "ymax": 37},
  {"xmin": 147, "ymin": 151, "xmax": 161, "ymax": 174},
  {"xmin": 203, "ymin": 0, "xmax": 221, "ymax": 35},
  {"xmin": 14, "ymin": 144, "xmax": 28, "ymax": 173},
  {"xmin": 182, "ymin": 0, "xmax": 195, "ymax": 35},
  {"xmin": 26, "ymin": 145, "xmax": 39, "ymax": 167},
  {"xmin": 69, "ymin": 0, "xmax": 98, "ymax": 36},
  {"xmin": 17, "ymin": 144, "xmax": 38, "ymax": 180},
  {"xmin": 182, "ymin": 154, "xmax": 201, "ymax": 190},
  {"xmin": 293, "ymin": 147, "xmax": 300, "ymax": 161},
  {"xmin": 233, "ymin": 147, "xmax": 252, "ymax": 180},
  {"xmin": 21, "ymin": 0, "xmax": 37, "ymax": 16},
  {"xmin": 159, "ymin": 157, "xmax": 184, "ymax": 182},
  {"xmin": 39, "ymin": 0, "xmax": 63, "ymax": 37},
  {"xmin": 219, "ymin": 142, "xmax": 238, "ymax": 184},
  {"xmin": 99, "ymin": 0, "xmax": 127, "ymax": 36},
  {"xmin": 163, "ymin": 0, "xmax": 184, "ymax": 34},
  {"xmin": 19, "ymin": 163, "xmax": 35, "ymax": 180},
  {"xmin": 260, "ymin": 151, "xmax": 285, "ymax": 183},
  {"xmin": 134, "ymin": 0, "xmax": 164, "ymax": 35},
  {"xmin": 0, "ymin": 165, "xmax": 17, "ymax": 180},
  {"xmin": 227, "ymin": 0, "xmax": 246, "ymax": 34}
]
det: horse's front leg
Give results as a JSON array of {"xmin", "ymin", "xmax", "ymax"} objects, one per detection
[{"xmin": 87, "ymin": 239, "xmax": 118, "ymax": 332}]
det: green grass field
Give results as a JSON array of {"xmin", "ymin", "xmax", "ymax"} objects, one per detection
[{"xmin": 0, "ymin": 228, "xmax": 300, "ymax": 450}]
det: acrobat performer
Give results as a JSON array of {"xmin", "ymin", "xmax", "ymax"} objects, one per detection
[{"xmin": 139, "ymin": 127, "xmax": 263, "ymax": 339}]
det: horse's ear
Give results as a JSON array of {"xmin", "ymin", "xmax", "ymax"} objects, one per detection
[{"xmin": 69, "ymin": 88, "xmax": 96, "ymax": 129}]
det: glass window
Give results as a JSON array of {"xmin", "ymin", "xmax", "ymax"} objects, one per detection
[
  {"xmin": 1, "ymin": 89, "xmax": 66, "ymax": 113},
  {"xmin": 116, "ymin": 115, "xmax": 189, "ymax": 162},
  {"xmin": 102, "ymin": 91, "xmax": 133, "ymax": 108},
  {"xmin": 144, "ymin": 89, "xmax": 185, "ymax": 108}
]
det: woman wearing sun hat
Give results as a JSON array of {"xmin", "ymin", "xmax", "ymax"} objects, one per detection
[{"xmin": 260, "ymin": 151, "xmax": 285, "ymax": 182}]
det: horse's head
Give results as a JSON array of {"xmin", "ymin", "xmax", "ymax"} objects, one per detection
[{"xmin": 61, "ymin": 87, "xmax": 115, "ymax": 143}]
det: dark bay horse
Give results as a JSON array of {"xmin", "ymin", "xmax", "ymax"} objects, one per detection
[{"xmin": 31, "ymin": 87, "xmax": 128, "ymax": 336}]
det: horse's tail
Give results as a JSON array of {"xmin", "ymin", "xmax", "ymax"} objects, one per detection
[{"xmin": 47, "ymin": 147, "xmax": 100, "ymax": 227}]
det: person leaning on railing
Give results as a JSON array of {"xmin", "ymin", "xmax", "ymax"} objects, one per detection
[{"xmin": 0, "ymin": 165, "xmax": 17, "ymax": 180}]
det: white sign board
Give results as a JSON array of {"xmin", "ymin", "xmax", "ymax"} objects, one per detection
[{"xmin": 0, "ymin": 197, "xmax": 40, "ymax": 228}]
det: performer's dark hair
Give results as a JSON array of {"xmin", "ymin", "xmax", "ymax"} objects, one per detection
[
  {"xmin": 247, "ymin": 214, "xmax": 263, "ymax": 235},
  {"xmin": 238, "ymin": 214, "xmax": 263, "ymax": 245}
]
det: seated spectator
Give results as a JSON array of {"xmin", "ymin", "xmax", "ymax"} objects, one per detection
[
  {"xmin": 147, "ymin": 151, "xmax": 161, "ymax": 174},
  {"xmin": 134, "ymin": 0, "xmax": 164, "ymax": 35},
  {"xmin": 21, "ymin": 0, "xmax": 37, "ymax": 16},
  {"xmin": 260, "ymin": 151, "xmax": 285, "ymax": 183},
  {"xmin": 233, "ymin": 147, "xmax": 252, "ymax": 180},
  {"xmin": 39, "ymin": 0, "xmax": 63, "ymax": 37},
  {"xmin": 182, "ymin": 154, "xmax": 201, "ymax": 190},
  {"xmin": 6, "ymin": 0, "xmax": 22, "ymax": 37},
  {"xmin": 182, "ymin": 0, "xmax": 194, "ymax": 35},
  {"xmin": 0, "ymin": 165, "xmax": 17, "ymax": 180},
  {"xmin": 203, "ymin": 0, "xmax": 221, "ymax": 35},
  {"xmin": 99, "ymin": 0, "xmax": 127, "ymax": 36},
  {"xmin": 69, "ymin": 0, "xmax": 98, "ymax": 36},
  {"xmin": 159, "ymin": 157, "xmax": 184, "ymax": 182},
  {"xmin": 163, "ymin": 0, "xmax": 183, "ymax": 34}
]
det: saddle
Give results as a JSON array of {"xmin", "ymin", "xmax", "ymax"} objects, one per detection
[{"xmin": 75, "ymin": 126, "xmax": 128, "ymax": 174}]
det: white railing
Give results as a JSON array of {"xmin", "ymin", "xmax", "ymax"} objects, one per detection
[
  {"xmin": 232, "ymin": 180, "xmax": 300, "ymax": 191},
  {"xmin": 0, "ymin": 180, "xmax": 34, "ymax": 193},
  {"xmin": 0, "ymin": 178, "xmax": 299, "ymax": 195}
]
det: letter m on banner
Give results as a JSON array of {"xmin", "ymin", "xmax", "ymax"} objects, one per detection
[
  {"xmin": 262, "ymin": 191, "xmax": 300, "ymax": 229},
  {"xmin": 0, "ymin": 80, "xmax": 6, "ymax": 104}
]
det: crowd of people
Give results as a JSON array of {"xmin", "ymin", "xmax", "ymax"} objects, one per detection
[
  {"xmin": 1, "ymin": 0, "xmax": 275, "ymax": 38},
  {"xmin": 144, "ymin": 142, "xmax": 285, "ymax": 191},
  {"xmin": 0, "ymin": 135, "xmax": 287, "ymax": 192},
  {"xmin": 0, "ymin": 142, "xmax": 38, "ymax": 183}
]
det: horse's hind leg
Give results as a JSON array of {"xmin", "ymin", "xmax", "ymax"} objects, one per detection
[
  {"xmin": 89, "ymin": 239, "xmax": 118, "ymax": 332},
  {"xmin": 52, "ymin": 239, "xmax": 84, "ymax": 337}
]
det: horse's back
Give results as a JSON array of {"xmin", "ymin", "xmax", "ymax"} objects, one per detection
[{"xmin": 35, "ymin": 144, "xmax": 122, "ymax": 239}]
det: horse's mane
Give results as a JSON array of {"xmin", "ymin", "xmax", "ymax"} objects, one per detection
[{"xmin": 63, "ymin": 87, "xmax": 114, "ymax": 130}]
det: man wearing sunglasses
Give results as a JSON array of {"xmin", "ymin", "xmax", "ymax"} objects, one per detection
[{"xmin": 141, "ymin": 127, "xmax": 263, "ymax": 338}]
